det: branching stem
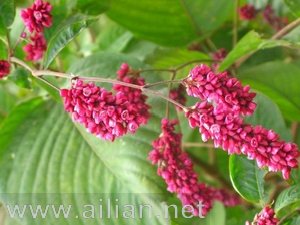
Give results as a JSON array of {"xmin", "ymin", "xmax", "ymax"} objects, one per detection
[{"xmin": 10, "ymin": 57, "xmax": 188, "ymax": 112}]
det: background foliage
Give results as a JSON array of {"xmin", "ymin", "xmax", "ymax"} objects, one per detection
[{"xmin": 0, "ymin": 0, "xmax": 300, "ymax": 224}]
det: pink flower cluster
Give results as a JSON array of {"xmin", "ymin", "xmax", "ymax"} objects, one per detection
[
  {"xmin": 246, "ymin": 206, "xmax": 278, "ymax": 225},
  {"xmin": 184, "ymin": 64, "xmax": 299, "ymax": 179},
  {"xmin": 149, "ymin": 119, "xmax": 241, "ymax": 216},
  {"xmin": 169, "ymin": 84, "xmax": 186, "ymax": 111},
  {"xmin": 183, "ymin": 64, "xmax": 257, "ymax": 116},
  {"xmin": 21, "ymin": 0, "xmax": 52, "ymax": 33},
  {"xmin": 60, "ymin": 64, "xmax": 150, "ymax": 141},
  {"xmin": 21, "ymin": 0, "xmax": 52, "ymax": 61},
  {"xmin": 0, "ymin": 60, "xmax": 10, "ymax": 79},
  {"xmin": 263, "ymin": 5, "xmax": 288, "ymax": 31},
  {"xmin": 23, "ymin": 33, "xmax": 47, "ymax": 61}
]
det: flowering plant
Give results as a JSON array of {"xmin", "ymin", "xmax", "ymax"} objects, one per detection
[{"xmin": 0, "ymin": 0, "xmax": 300, "ymax": 225}]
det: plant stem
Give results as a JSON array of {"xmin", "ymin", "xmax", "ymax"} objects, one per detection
[
  {"xmin": 165, "ymin": 71, "xmax": 177, "ymax": 118},
  {"xmin": 139, "ymin": 59, "xmax": 216, "ymax": 75},
  {"xmin": 12, "ymin": 26, "xmax": 25, "ymax": 54},
  {"xmin": 278, "ymin": 208, "xmax": 300, "ymax": 225},
  {"xmin": 233, "ymin": 0, "xmax": 240, "ymax": 47},
  {"xmin": 183, "ymin": 142, "xmax": 215, "ymax": 148},
  {"xmin": 291, "ymin": 122, "xmax": 299, "ymax": 142},
  {"xmin": 143, "ymin": 79, "xmax": 182, "ymax": 88},
  {"xmin": 10, "ymin": 57, "xmax": 188, "ymax": 112},
  {"xmin": 174, "ymin": 59, "xmax": 215, "ymax": 71},
  {"xmin": 6, "ymin": 32, "xmax": 12, "ymax": 57},
  {"xmin": 139, "ymin": 68, "xmax": 175, "ymax": 73},
  {"xmin": 236, "ymin": 17, "xmax": 300, "ymax": 68},
  {"xmin": 271, "ymin": 18, "xmax": 300, "ymax": 40},
  {"xmin": 37, "ymin": 76, "xmax": 60, "ymax": 91},
  {"xmin": 10, "ymin": 57, "xmax": 34, "ymax": 73}
]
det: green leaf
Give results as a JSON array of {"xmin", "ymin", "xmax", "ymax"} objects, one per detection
[
  {"xmin": 76, "ymin": 0, "xmax": 110, "ymax": 15},
  {"xmin": 9, "ymin": 68, "xmax": 31, "ymax": 89},
  {"xmin": 107, "ymin": 0, "xmax": 233, "ymax": 46},
  {"xmin": 229, "ymin": 94, "xmax": 290, "ymax": 203},
  {"xmin": 245, "ymin": 94, "xmax": 291, "ymax": 141},
  {"xmin": 0, "ymin": 98, "xmax": 172, "ymax": 225},
  {"xmin": 284, "ymin": 0, "xmax": 300, "ymax": 17},
  {"xmin": 238, "ymin": 61, "xmax": 300, "ymax": 121},
  {"xmin": 0, "ymin": 40, "xmax": 7, "ymax": 59},
  {"xmin": 219, "ymin": 31, "xmax": 293, "ymax": 71},
  {"xmin": 200, "ymin": 202, "xmax": 225, "ymax": 225},
  {"xmin": 229, "ymin": 155, "xmax": 267, "ymax": 203},
  {"xmin": 0, "ymin": 0, "xmax": 15, "ymax": 27},
  {"xmin": 275, "ymin": 185, "xmax": 300, "ymax": 217},
  {"xmin": 0, "ymin": 83, "xmax": 17, "ymax": 124},
  {"xmin": 0, "ymin": 53, "xmax": 181, "ymax": 225},
  {"xmin": 96, "ymin": 23, "xmax": 134, "ymax": 52},
  {"xmin": 147, "ymin": 48, "xmax": 210, "ymax": 79},
  {"xmin": 43, "ymin": 14, "xmax": 98, "ymax": 68}
]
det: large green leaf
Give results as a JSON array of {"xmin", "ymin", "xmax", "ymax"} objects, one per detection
[
  {"xmin": 275, "ymin": 186, "xmax": 300, "ymax": 217},
  {"xmin": 0, "ymin": 97, "xmax": 169, "ymax": 225},
  {"xmin": 0, "ymin": 0, "xmax": 15, "ymax": 27},
  {"xmin": 96, "ymin": 23, "xmax": 134, "ymax": 52},
  {"xmin": 200, "ymin": 202, "xmax": 225, "ymax": 225},
  {"xmin": 245, "ymin": 94, "xmax": 291, "ymax": 141},
  {"xmin": 284, "ymin": 0, "xmax": 300, "ymax": 16},
  {"xmin": 43, "ymin": 14, "xmax": 98, "ymax": 68},
  {"xmin": 229, "ymin": 155, "xmax": 267, "ymax": 203},
  {"xmin": 229, "ymin": 94, "xmax": 291, "ymax": 203},
  {"xmin": 219, "ymin": 31, "xmax": 294, "ymax": 71},
  {"xmin": 106, "ymin": 0, "xmax": 233, "ymax": 46},
  {"xmin": 238, "ymin": 61, "xmax": 300, "ymax": 121},
  {"xmin": 76, "ymin": 0, "xmax": 110, "ymax": 15},
  {"xmin": 0, "ymin": 53, "xmax": 207, "ymax": 225}
]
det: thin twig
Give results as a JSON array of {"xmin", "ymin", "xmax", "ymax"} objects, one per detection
[
  {"xmin": 174, "ymin": 59, "xmax": 215, "ymax": 71},
  {"xmin": 143, "ymin": 79, "xmax": 182, "ymax": 88},
  {"xmin": 278, "ymin": 208, "xmax": 300, "ymax": 225},
  {"xmin": 139, "ymin": 68, "xmax": 175, "ymax": 73},
  {"xmin": 36, "ymin": 76, "xmax": 60, "ymax": 91},
  {"xmin": 10, "ymin": 57, "xmax": 34, "ymax": 73},
  {"xmin": 236, "ymin": 17, "xmax": 300, "ymax": 68},
  {"xmin": 6, "ymin": 32, "xmax": 12, "ymax": 57},
  {"xmin": 183, "ymin": 142, "xmax": 215, "ymax": 148},
  {"xmin": 12, "ymin": 26, "xmax": 25, "ymax": 54},
  {"xmin": 291, "ymin": 122, "xmax": 299, "ymax": 142},
  {"xmin": 271, "ymin": 18, "xmax": 300, "ymax": 40},
  {"xmin": 166, "ymin": 71, "xmax": 177, "ymax": 118},
  {"xmin": 139, "ymin": 59, "xmax": 216, "ymax": 76},
  {"xmin": 10, "ymin": 57, "xmax": 189, "ymax": 112}
]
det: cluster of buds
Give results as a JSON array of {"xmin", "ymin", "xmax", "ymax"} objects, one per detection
[
  {"xmin": 246, "ymin": 206, "xmax": 279, "ymax": 225},
  {"xmin": 183, "ymin": 64, "xmax": 299, "ymax": 179},
  {"xmin": 263, "ymin": 5, "xmax": 288, "ymax": 31},
  {"xmin": 61, "ymin": 64, "xmax": 150, "ymax": 141},
  {"xmin": 21, "ymin": 0, "xmax": 52, "ymax": 61},
  {"xmin": 239, "ymin": 4, "xmax": 257, "ymax": 21},
  {"xmin": 149, "ymin": 119, "xmax": 241, "ymax": 217},
  {"xmin": 0, "ymin": 60, "xmax": 11, "ymax": 79},
  {"xmin": 238, "ymin": 4, "xmax": 288, "ymax": 31},
  {"xmin": 211, "ymin": 48, "xmax": 228, "ymax": 71}
]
